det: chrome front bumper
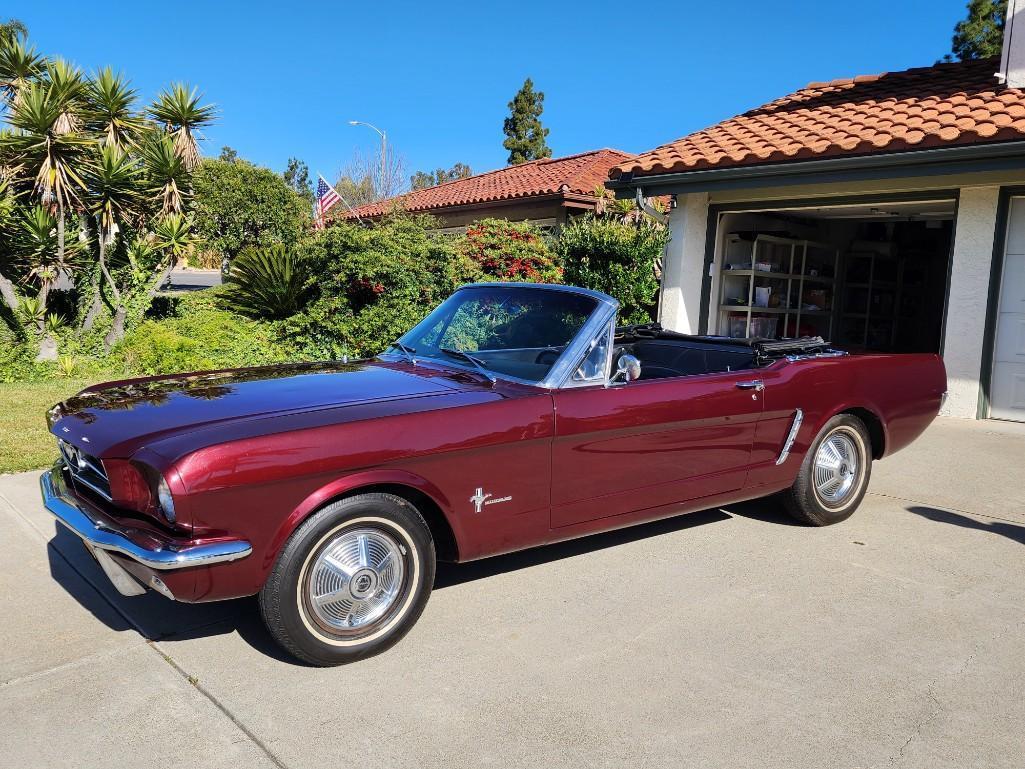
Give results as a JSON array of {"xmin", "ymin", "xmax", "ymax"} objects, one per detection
[{"xmin": 40, "ymin": 466, "xmax": 252, "ymax": 596}]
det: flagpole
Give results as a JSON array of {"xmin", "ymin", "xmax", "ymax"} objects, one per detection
[{"xmin": 317, "ymin": 173, "xmax": 364, "ymax": 225}]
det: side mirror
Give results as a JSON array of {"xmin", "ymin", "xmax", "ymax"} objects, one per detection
[{"xmin": 611, "ymin": 354, "xmax": 641, "ymax": 384}]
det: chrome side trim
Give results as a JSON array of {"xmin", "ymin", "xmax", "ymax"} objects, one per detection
[
  {"xmin": 776, "ymin": 408, "xmax": 804, "ymax": 465},
  {"xmin": 40, "ymin": 468, "xmax": 252, "ymax": 571}
]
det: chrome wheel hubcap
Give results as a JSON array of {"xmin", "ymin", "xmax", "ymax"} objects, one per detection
[
  {"xmin": 306, "ymin": 528, "xmax": 405, "ymax": 632},
  {"xmin": 814, "ymin": 432, "xmax": 860, "ymax": 505}
]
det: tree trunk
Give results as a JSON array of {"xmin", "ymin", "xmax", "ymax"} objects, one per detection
[
  {"xmin": 35, "ymin": 334, "xmax": 58, "ymax": 362},
  {"xmin": 147, "ymin": 259, "xmax": 175, "ymax": 301},
  {"xmin": 82, "ymin": 286, "xmax": 104, "ymax": 330},
  {"xmin": 103, "ymin": 306, "xmax": 126, "ymax": 352},
  {"xmin": 57, "ymin": 208, "xmax": 65, "ymax": 263},
  {"xmin": 96, "ymin": 220, "xmax": 126, "ymax": 352},
  {"xmin": 0, "ymin": 275, "xmax": 18, "ymax": 312},
  {"xmin": 35, "ymin": 281, "xmax": 51, "ymax": 340}
]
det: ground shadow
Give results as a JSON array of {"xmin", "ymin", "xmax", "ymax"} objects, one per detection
[
  {"xmin": 48, "ymin": 498, "xmax": 810, "ymax": 665},
  {"xmin": 434, "ymin": 507, "xmax": 730, "ymax": 589},
  {"xmin": 717, "ymin": 497, "xmax": 804, "ymax": 527},
  {"xmin": 905, "ymin": 505, "xmax": 1025, "ymax": 546}
]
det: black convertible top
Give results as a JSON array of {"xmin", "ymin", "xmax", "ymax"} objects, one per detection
[{"xmin": 614, "ymin": 323, "xmax": 837, "ymax": 366}]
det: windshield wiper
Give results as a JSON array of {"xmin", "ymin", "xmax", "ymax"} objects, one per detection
[
  {"xmin": 439, "ymin": 347, "xmax": 497, "ymax": 385},
  {"xmin": 389, "ymin": 340, "xmax": 417, "ymax": 365}
]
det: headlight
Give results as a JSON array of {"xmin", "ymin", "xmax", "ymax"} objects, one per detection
[{"xmin": 156, "ymin": 476, "xmax": 176, "ymax": 523}]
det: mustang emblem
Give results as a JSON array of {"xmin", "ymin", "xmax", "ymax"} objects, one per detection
[
  {"xmin": 469, "ymin": 488, "xmax": 512, "ymax": 513},
  {"xmin": 470, "ymin": 488, "xmax": 492, "ymax": 513}
]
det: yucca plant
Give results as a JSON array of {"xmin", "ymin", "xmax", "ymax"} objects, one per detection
[
  {"xmin": 224, "ymin": 244, "xmax": 314, "ymax": 320},
  {"xmin": 148, "ymin": 83, "xmax": 215, "ymax": 172},
  {"xmin": 87, "ymin": 142, "xmax": 143, "ymax": 350},
  {"xmin": 44, "ymin": 311, "xmax": 64, "ymax": 334},
  {"xmin": 43, "ymin": 58, "xmax": 88, "ymax": 135},
  {"xmin": 0, "ymin": 37, "xmax": 45, "ymax": 106},
  {"xmin": 56, "ymin": 353, "xmax": 77, "ymax": 377},
  {"xmin": 86, "ymin": 67, "xmax": 146, "ymax": 151},
  {"xmin": 16, "ymin": 295, "xmax": 43, "ymax": 326},
  {"xmin": 142, "ymin": 212, "xmax": 194, "ymax": 303},
  {"xmin": 140, "ymin": 132, "xmax": 188, "ymax": 214},
  {"xmin": 15, "ymin": 204, "xmax": 84, "ymax": 303}
]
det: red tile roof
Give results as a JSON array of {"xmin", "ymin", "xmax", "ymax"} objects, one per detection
[
  {"xmin": 339, "ymin": 149, "xmax": 633, "ymax": 220},
  {"xmin": 613, "ymin": 57, "xmax": 1025, "ymax": 179}
]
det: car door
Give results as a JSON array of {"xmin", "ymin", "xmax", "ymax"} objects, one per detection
[{"xmin": 550, "ymin": 343, "xmax": 764, "ymax": 529}]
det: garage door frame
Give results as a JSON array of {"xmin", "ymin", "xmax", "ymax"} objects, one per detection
[
  {"xmin": 698, "ymin": 190, "xmax": 961, "ymax": 352},
  {"xmin": 980, "ymin": 186, "xmax": 1025, "ymax": 419}
]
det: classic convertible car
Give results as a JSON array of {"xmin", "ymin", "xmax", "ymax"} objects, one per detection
[{"xmin": 42, "ymin": 283, "xmax": 946, "ymax": 665}]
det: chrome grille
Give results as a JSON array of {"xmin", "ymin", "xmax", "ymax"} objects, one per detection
[{"xmin": 58, "ymin": 439, "xmax": 112, "ymax": 501}]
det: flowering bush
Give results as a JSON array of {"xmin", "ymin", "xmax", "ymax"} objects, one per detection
[
  {"xmin": 284, "ymin": 215, "xmax": 480, "ymax": 358},
  {"xmin": 455, "ymin": 219, "xmax": 562, "ymax": 283}
]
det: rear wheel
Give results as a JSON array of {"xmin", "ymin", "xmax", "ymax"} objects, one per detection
[
  {"xmin": 260, "ymin": 493, "xmax": 435, "ymax": 666},
  {"xmin": 782, "ymin": 414, "xmax": 872, "ymax": 526}
]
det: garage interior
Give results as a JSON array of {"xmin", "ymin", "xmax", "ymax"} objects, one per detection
[{"xmin": 713, "ymin": 199, "xmax": 956, "ymax": 353}]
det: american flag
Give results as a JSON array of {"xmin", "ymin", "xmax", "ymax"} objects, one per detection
[{"xmin": 314, "ymin": 175, "xmax": 342, "ymax": 229}]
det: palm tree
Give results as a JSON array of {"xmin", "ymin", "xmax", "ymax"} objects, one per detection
[
  {"xmin": 86, "ymin": 68, "xmax": 145, "ymax": 151},
  {"xmin": 0, "ymin": 37, "xmax": 44, "ymax": 107},
  {"xmin": 148, "ymin": 83, "xmax": 215, "ymax": 172},
  {"xmin": 86, "ymin": 143, "xmax": 141, "ymax": 349}
]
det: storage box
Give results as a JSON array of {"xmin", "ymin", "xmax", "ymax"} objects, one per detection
[
  {"xmin": 728, "ymin": 314, "xmax": 748, "ymax": 339},
  {"xmin": 749, "ymin": 316, "xmax": 779, "ymax": 339}
]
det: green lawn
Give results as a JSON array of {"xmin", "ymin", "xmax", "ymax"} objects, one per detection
[{"xmin": 0, "ymin": 379, "xmax": 92, "ymax": 475}]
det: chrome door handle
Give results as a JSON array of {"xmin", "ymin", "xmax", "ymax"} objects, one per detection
[{"xmin": 736, "ymin": 380, "xmax": 765, "ymax": 391}]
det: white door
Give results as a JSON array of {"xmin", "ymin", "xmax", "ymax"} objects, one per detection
[{"xmin": 991, "ymin": 197, "xmax": 1025, "ymax": 421}]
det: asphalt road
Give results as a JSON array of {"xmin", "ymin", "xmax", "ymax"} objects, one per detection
[
  {"xmin": 1, "ymin": 417, "xmax": 1023, "ymax": 769},
  {"xmin": 163, "ymin": 267, "xmax": 222, "ymax": 293}
]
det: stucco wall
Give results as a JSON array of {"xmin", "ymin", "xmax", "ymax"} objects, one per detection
[
  {"xmin": 941, "ymin": 185, "xmax": 1001, "ymax": 418},
  {"xmin": 659, "ymin": 192, "xmax": 709, "ymax": 333}
]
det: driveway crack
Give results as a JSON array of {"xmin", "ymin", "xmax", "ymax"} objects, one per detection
[{"xmin": 0, "ymin": 480, "xmax": 290, "ymax": 769}]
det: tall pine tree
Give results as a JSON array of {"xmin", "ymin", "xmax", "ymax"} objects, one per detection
[
  {"xmin": 503, "ymin": 78, "xmax": 551, "ymax": 166},
  {"xmin": 949, "ymin": 0, "xmax": 1007, "ymax": 60}
]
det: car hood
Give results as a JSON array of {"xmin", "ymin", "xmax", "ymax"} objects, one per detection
[{"xmin": 49, "ymin": 360, "xmax": 465, "ymax": 458}]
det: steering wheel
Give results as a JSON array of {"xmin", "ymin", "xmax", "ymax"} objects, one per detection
[{"xmin": 534, "ymin": 349, "xmax": 560, "ymax": 366}]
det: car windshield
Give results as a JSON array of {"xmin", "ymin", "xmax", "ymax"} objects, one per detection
[{"xmin": 392, "ymin": 285, "xmax": 600, "ymax": 383}]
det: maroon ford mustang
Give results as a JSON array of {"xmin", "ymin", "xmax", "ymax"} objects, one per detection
[{"xmin": 42, "ymin": 282, "xmax": 946, "ymax": 665}]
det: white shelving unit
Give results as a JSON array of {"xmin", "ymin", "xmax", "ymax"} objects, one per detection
[{"xmin": 717, "ymin": 234, "xmax": 839, "ymax": 340}]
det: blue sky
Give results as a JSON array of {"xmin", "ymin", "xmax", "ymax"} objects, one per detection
[{"xmin": 12, "ymin": 1, "xmax": 966, "ymax": 186}]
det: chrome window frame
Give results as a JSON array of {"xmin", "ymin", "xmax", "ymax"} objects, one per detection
[
  {"xmin": 558, "ymin": 315, "xmax": 617, "ymax": 389},
  {"xmin": 380, "ymin": 282, "xmax": 620, "ymax": 390}
]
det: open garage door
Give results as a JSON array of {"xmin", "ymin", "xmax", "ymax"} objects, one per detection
[{"xmin": 709, "ymin": 199, "xmax": 955, "ymax": 355}]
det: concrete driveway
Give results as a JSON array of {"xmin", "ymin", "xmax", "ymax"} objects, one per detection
[{"xmin": 2, "ymin": 417, "xmax": 1024, "ymax": 769}]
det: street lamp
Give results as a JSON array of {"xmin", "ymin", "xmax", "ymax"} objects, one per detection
[{"xmin": 348, "ymin": 120, "xmax": 387, "ymax": 197}]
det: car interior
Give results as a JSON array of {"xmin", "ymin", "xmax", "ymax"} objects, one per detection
[
  {"xmin": 610, "ymin": 324, "xmax": 834, "ymax": 381},
  {"xmin": 612, "ymin": 335, "xmax": 756, "ymax": 380}
]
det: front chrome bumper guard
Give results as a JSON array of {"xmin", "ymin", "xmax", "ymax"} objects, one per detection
[{"xmin": 40, "ymin": 467, "xmax": 252, "ymax": 585}]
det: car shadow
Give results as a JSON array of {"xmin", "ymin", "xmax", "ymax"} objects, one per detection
[
  {"xmin": 46, "ymin": 499, "xmax": 800, "ymax": 665},
  {"xmin": 434, "ymin": 507, "xmax": 731, "ymax": 588},
  {"xmin": 905, "ymin": 505, "xmax": 1025, "ymax": 545}
]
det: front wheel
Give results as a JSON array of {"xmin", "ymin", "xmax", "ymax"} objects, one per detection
[
  {"xmin": 260, "ymin": 493, "xmax": 435, "ymax": 666},
  {"xmin": 782, "ymin": 414, "xmax": 872, "ymax": 526}
]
